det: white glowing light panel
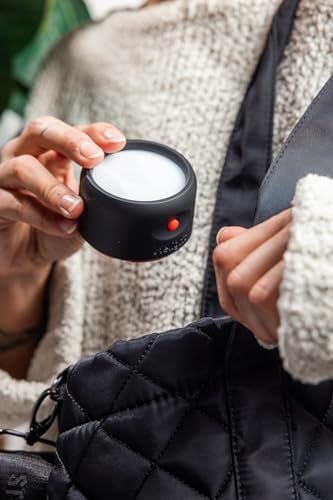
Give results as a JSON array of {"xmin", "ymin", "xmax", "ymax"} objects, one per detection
[{"xmin": 92, "ymin": 150, "xmax": 186, "ymax": 201}]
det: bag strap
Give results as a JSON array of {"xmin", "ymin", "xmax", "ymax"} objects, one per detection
[
  {"xmin": 0, "ymin": 451, "xmax": 54, "ymax": 500},
  {"xmin": 254, "ymin": 74, "xmax": 333, "ymax": 224},
  {"xmin": 201, "ymin": 0, "xmax": 300, "ymax": 318},
  {"xmin": 0, "ymin": 370, "xmax": 68, "ymax": 497}
]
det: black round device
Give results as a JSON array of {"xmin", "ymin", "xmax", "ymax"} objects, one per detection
[{"xmin": 79, "ymin": 140, "xmax": 197, "ymax": 261}]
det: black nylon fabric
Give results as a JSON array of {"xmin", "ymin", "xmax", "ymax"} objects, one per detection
[
  {"xmin": 0, "ymin": 451, "xmax": 54, "ymax": 499},
  {"xmin": 48, "ymin": 318, "xmax": 333, "ymax": 499},
  {"xmin": 254, "ymin": 74, "xmax": 333, "ymax": 224},
  {"xmin": 201, "ymin": 0, "xmax": 299, "ymax": 318}
]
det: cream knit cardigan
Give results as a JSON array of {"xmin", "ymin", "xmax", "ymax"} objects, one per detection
[{"xmin": 1, "ymin": 0, "xmax": 333, "ymax": 429}]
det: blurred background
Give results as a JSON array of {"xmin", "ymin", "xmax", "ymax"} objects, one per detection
[{"xmin": 0, "ymin": 0, "xmax": 144, "ymax": 146}]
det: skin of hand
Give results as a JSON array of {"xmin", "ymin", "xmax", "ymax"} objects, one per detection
[
  {"xmin": 0, "ymin": 117, "xmax": 126, "ymax": 278},
  {"xmin": 213, "ymin": 208, "xmax": 292, "ymax": 345},
  {"xmin": 0, "ymin": 117, "xmax": 126, "ymax": 378}
]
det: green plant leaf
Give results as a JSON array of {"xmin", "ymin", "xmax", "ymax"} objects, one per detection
[
  {"xmin": 0, "ymin": 0, "xmax": 90, "ymax": 115},
  {"xmin": 13, "ymin": 0, "xmax": 90, "ymax": 88},
  {"xmin": 0, "ymin": 0, "xmax": 45, "ymax": 57}
]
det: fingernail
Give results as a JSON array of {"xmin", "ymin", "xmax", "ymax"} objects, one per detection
[
  {"xmin": 104, "ymin": 129, "xmax": 126, "ymax": 143},
  {"xmin": 79, "ymin": 141, "xmax": 104, "ymax": 159},
  {"xmin": 59, "ymin": 220, "xmax": 77, "ymax": 234},
  {"xmin": 60, "ymin": 194, "xmax": 82, "ymax": 215},
  {"xmin": 216, "ymin": 227, "xmax": 227, "ymax": 245}
]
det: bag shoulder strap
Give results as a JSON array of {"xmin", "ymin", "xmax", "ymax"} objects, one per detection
[
  {"xmin": 254, "ymin": 75, "xmax": 333, "ymax": 224},
  {"xmin": 201, "ymin": 0, "xmax": 300, "ymax": 318}
]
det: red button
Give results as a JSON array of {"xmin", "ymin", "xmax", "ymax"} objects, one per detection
[{"xmin": 167, "ymin": 218, "xmax": 180, "ymax": 232}]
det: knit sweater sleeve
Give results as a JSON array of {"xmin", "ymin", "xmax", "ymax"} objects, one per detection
[
  {"xmin": 278, "ymin": 174, "xmax": 333, "ymax": 384},
  {"xmin": 0, "ymin": 251, "xmax": 86, "ymax": 430}
]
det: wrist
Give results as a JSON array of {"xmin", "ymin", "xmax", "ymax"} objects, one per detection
[{"xmin": 0, "ymin": 264, "xmax": 53, "ymax": 332}]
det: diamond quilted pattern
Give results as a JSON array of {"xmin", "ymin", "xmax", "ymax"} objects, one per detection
[
  {"xmin": 290, "ymin": 385, "xmax": 333, "ymax": 500},
  {"xmin": 137, "ymin": 328, "xmax": 221, "ymax": 389},
  {"xmin": 57, "ymin": 421, "xmax": 100, "ymax": 477},
  {"xmin": 104, "ymin": 396, "xmax": 190, "ymax": 459},
  {"xmin": 159, "ymin": 409, "xmax": 232, "ymax": 497},
  {"xmin": 66, "ymin": 352, "xmax": 130, "ymax": 420},
  {"xmin": 75, "ymin": 427, "xmax": 152, "ymax": 500},
  {"xmin": 48, "ymin": 319, "xmax": 233, "ymax": 499},
  {"xmin": 47, "ymin": 318, "xmax": 333, "ymax": 500},
  {"xmin": 59, "ymin": 388, "xmax": 90, "ymax": 434},
  {"xmin": 136, "ymin": 468, "xmax": 207, "ymax": 500},
  {"xmin": 288, "ymin": 398, "xmax": 323, "ymax": 468},
  {"xmin": 111, "ymin": 334, "xmax": 157, "ymax": 367},
  {"xmin": 300, "ymin": 426, "xmax": 333, "ymax": 493},
  {"xmin": 109, "ymin": 369, "xmax": 170, "ymax": 411}
]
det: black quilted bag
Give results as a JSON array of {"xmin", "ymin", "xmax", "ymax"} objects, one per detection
[
  {"xmin": 49, "ymin": 317, "xmax": 232, "ymax": 499},
  {"xmin": 48, "ymin": 317, "xmax": 333, "ymax": 499}
]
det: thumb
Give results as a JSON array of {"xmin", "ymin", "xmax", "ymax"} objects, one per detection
[{"xmin": 216, "ymin": 226, "xmax": 248, "ymax": 245}]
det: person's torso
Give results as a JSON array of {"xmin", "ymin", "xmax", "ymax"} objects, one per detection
[{"xmin": 26, "ymin": 0, "xmax": 333, "ymax": 354}]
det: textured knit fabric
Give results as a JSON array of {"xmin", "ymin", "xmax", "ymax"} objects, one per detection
[
  {"xmin": 1, "ymin": 0, "xmax": 333, "ymax": 430},
  {"xmin": 279, "ymin": 174, "xmax": 333, "ymax": 383}
]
